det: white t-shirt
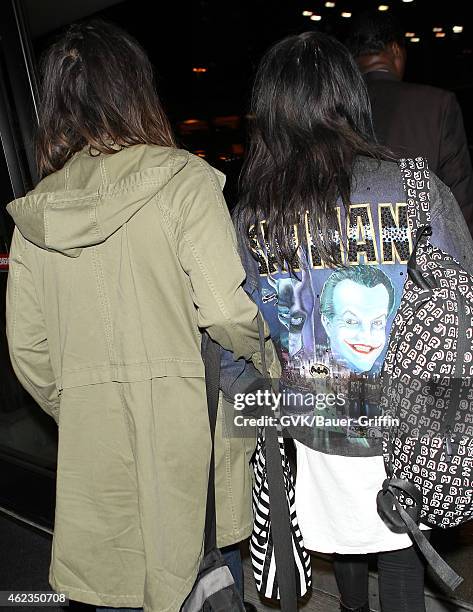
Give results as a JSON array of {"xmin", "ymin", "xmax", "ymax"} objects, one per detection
[{"xmin": 294, "ymin": 441, "xmax": 430, "ymax": 554}]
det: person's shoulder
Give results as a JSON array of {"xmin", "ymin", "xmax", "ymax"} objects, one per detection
[
  {"xmin": 177, "ymin": 150, "xmax": 226, "ymax": 189},
  {"xmin": 429, "ymin": 170, "xmax": 457, "ymax": 220},
  {"xmin": 354, "ymin": 156, "xmax": 402, "ymax": 181},
  {"xmin": 351, "ymin": 156, "xmax": 407, "ymax": 200},
  {"xmin": 127, "ymin": 144, "xmax": 190, "ymax": 173},
  {"xmin": 399, "ymin": 80, "xmax": 455, "ymax": 104},
  {"xmin": 136, "ymin": 146, "xmax": 226, "ymax": 193}
]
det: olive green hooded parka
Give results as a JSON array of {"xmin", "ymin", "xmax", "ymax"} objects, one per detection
[{"xmin": 6, "ymin": 144, "xmax": 274, "ymax": 611}]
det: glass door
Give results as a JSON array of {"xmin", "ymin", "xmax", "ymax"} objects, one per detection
[{"xmin": 0, "ymin": 0, "xmax": 55, "ymax": 528}]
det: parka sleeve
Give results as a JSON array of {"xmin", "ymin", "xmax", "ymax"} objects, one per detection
[
  {"xmin": 6, "ymin": 228, "xmax": 60, "ymax": 423},
  {"xmin": 172, "ymin": 155, "xmax": 260, "ymax": 360}
]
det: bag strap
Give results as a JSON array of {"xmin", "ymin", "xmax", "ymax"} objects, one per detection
[
  {"xmin": 384, "ymin": 159, "xmax": 462, "ymax": 589},
  {"xmin": 202, "ymin": 333, "xmax": 221, "ymax": 554},
  {"xmin": 398, "ymin": 157, "xmax": 431, "ymax": 230},
  {"xmin": 377, "ymin": 478, "xmax": 463, "ymax": 590},
  {"xmin": 398, "ymin": 158, "xmax": 433, "ymax": 285},
  {"xmin": 381, "ymin": 159, "xmax": 464, "ymax": 591},
  {"xmin": 257, "ymin": 316, "xmax": 298, "ymax": 612}
]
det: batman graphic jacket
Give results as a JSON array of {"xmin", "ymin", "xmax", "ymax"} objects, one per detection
[{"xmin": 221, "ymin": 156, "xmax": 473, "ymax": 457}]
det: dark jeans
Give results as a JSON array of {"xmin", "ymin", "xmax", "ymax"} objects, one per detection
[
  {"xmin": 96, "ymin": 544, "xmax": 244, "ymax": 612},
  {"xmin": 221, "ymin": 543, "xmax": 244, "ymax": 597},
  {"xmin": 333, "ymin": 541, "xmax": 429, "ymax": 612}
]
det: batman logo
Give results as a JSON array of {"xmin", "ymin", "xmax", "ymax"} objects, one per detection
[{"xmin": 310, "ymin": 363, "xmax": 330, "ymax": 378}]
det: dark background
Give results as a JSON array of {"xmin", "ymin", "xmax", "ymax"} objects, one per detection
[{"xmin": 28, "ymin": 0, "xmax": 473, "ymax": 205}]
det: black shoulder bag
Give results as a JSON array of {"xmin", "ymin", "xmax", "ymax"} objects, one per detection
[{"xmin": 181, "ymin": 333, "xmax": 246, "ymax": 612}]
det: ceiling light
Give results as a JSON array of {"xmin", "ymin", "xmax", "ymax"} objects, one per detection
[
  {"xmin": 310, "ymin": 14, "xmax": 322, "ymax": 21},
  {"xmin": 435, "ymin": 32, "xmax": 446, "ymax": 38},
  {"xmin": 302, "ymin": 10, "xmax": 313, "ymax": 16},
  {"xmin": 325, "ymin": 1, "xmax": 336, "ymax": 6},
  {"xmin": 453, "ymin": 26, "xmax": 463, "ymax": 34},
  {"xmin": 433, "ymin": 27, "xmax": 443, "ymax": 32},
  {"xmin": 341, "ymin": 11, "xmax": 352, "ymax": 18},
  {"xmin": 410, "ymin": 37, "xmax": 420, "ymax": 43},
  {"xmin": 405, "ymin": 32, "xmax": 415, "ymax": 38},
  {"xmin": 378, "ymin": 5, "xmax": 389, "ymax": 11}
]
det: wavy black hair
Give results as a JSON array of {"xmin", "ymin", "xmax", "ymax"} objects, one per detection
[{"xmin": 237, "ymin": 31, "xmax": 387, "ymax": 271}]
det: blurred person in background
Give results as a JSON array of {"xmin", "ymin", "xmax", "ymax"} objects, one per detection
[
  {"xmin": 225, "ymin": 31, "xmax": 473, "ymax": 612},
  {"xmin": 346, "ymin": 11, "xmax": 473, "ymax": 233},
  {"xmin": 5, "ymin": 19, "xmax": 268, "ymax": 612}
]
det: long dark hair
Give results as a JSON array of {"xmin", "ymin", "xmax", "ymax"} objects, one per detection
[
  {"xmin": 238, "ymin": 31, "xmax": 387, "ymax": 271},
  {"xmin": 36, "ymin": 19, "xmax": 176, "ymax": 178}
]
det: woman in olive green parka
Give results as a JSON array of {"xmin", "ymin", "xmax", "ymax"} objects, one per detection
[{"xmin": 6, "ymin": 20, "xmax": 275, "ymax": 612}]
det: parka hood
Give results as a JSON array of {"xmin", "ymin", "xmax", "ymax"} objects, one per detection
[{"xmin": 7, "ymin": 145, "xmax": 215, "ymax": 257}]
